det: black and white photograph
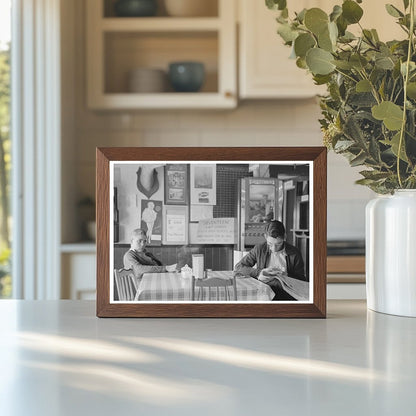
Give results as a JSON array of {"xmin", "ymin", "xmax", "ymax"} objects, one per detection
[{"xmin": 110, "ymin": 161, "xmax": 313, "ymax": 304}]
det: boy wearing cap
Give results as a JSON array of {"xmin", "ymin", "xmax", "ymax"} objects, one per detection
[{"xmin": 234, "ymin": 220, "xmax": 306, "ymax": 300}]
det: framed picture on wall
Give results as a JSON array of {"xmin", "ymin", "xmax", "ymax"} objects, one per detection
[
  {"xmin": 164, "ymin": 164, "xmax": 188, "ymax": 205},
  {"xmin": 162, "ymin": 205, "xmax": 189, "ymax": 245},
  {"xmin": 190, "ymin": 164, "xmax": 217, "ymax": 205},
  {"xmin": 96, "ymin": 147, "xmax": 327, "ymax": 318},
  {"xmin": 140, "ymin": 199, "xmax": 162, "ymax": 246}
]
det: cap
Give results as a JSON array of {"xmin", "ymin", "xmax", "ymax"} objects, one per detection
[{"xmin": 264, "ymin": 220, "xmax": 285, "ymax": 238}]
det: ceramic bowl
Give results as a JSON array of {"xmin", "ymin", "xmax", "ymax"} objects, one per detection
[
  {"xmin": 114, "ymin": 0, "xmax": 158, "ymax": 17},
  {"xmin": 168, "ymin": 61, "xmax": 205, "ymax": 92},
  {"xmin": 128, "ymin": 68, "xmax": 167, "ymax": 93}
]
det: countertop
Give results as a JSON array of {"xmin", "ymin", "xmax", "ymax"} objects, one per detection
[{"xmin": 0, "ymin": 300, "xmax": 415, "ymax": 415}]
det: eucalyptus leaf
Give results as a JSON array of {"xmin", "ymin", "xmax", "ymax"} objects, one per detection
[
  {"xmin": 371, "ymin": 29, "xmax": 380, "ymax": 43},
  {"xmin": 401, "ymin": 61, "xmax": 416, "ymax": 76},
  {"xmin": 378, "ymin": 78, "xmax": 386, "ymax": 100},
  {"xmin": 333, "ymin": 60, "xmax": 353, "ymax": 70},
  {"xmin": 336, "ymin": 15, "xmax": 348, "ymax": 36},
  {"xmin": 369, "ymin": 136, "xmax": 382, "ymax": 163},
  {"xmin": 389, "ymin": 132, "xmax": 409, "ymax": 162},
  {"xmin": 407, "ymin": 82, "xmax": 416, "ymax": 99},
  {"xmin": 318, "ymin": 27, "xmax": 334, "ymax": 52},
  {"xmin": 339, "ymin": 31, "xmax": 356, "ymax": 43},
  {"xmin": 304, "ymin": 8, "xmax": 328, "ymax": 35},
  {"xmin": 355, "ymin": 178, "xmax": 378, "ymax": 186},
  {"xmin": 350, "ymin": 152, "xmax": 368, "ymax": 166},
  {"xmin": 363, "ymin": 29, "xmax": 376, "ymax": 46},
  {"xmin": 334, "ymin": 140, "xmax": 355, "ymax": 151},
  {"xmin": 313, "ymin": 74, "xmax": 332, "ymax": 85},
  {"xmin": 266, "ymin": 0, "xmax": 287, "ymax": 11},
  {"xmin": 330, "ymin": 5, "xmax": 342, "ymax": 21},
  {"xmin": 409, "ymin": 109, "xmax": 416, "ymax": 138},
  {"xmin": 277, "ymin": 23, "xmax": 298, "ymax": 43},
  {"xmin": 399, "ymin": 14, "xmax": 411, "ymax": 29},
  {"xmin": 296, "ymin": 8, "xmax": 307, "ymax": 23},
  {"xmin": 375, "ymin": 55, "xmax": 395, "ymax": 70},
  {"xmin": 306, "ymin": 48, "xmax": 335, "ymax": 75},
  {"xmin": 343, "ymin": 114, "xmax": 367, "ymax": 147},
  {"xmin": 356, "ymin": 79, "xmax": 372, "ymax": 92},
  {"xmin": 372, "ymin": 101, "xmax": 404, "ymax": 131},
  {"xmin": 276, "ymin": 14, "xmax": 288, "ymax": 24},
  {"xmin": 296, "ymin": 57, "xmax": 308, "ymax": 69},
  {"xmin": 385, "ymin": 4, "xmax": 404, "ymax": 17},
  {"xmin": 350, "ymin": 54, "xmax": 368, "ymax": 70},
  {"xmin": 294, "ymin": 33, "xmax": 316, "ymax": 58},
  {"xmin": 360, "ymin": 170, "xmax": 391, "ymax": 180},
  {"xmin": 393, "ymin": 60, "xmax": 402, "ymax": 79},
  {"xmin": 328, "ymin": 21, "xmax": 338, "ymax": 45},
  {"xmin": 342, "ymin": 0, "xmax": 363, "ymax": 24}
]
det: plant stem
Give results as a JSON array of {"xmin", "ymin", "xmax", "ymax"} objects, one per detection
[
  {"xmin": 397, "ymin": 0, "xmax": 415, "ymax": 188},
  {"xmin": 334, "ymin": 68, "xmax": 358, "ymax": 84}
]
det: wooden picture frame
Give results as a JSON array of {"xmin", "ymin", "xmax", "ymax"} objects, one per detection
[{"xmin": 97, "ymin": 147, "xmax": 327, "ymax": 318}]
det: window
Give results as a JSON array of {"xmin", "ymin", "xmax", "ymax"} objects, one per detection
[{"xmin": 0, "ymin": 0, "xmax": 11, "ymax": 298}]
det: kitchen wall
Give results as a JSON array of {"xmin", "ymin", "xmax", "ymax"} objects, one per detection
[{"xmin": 61, "ymin": 0, "xmax": 374, "ymax": 243}]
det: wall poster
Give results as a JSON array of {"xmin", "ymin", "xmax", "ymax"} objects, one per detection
[{"xmin": 190, "ymin": 164, "xmax": 217, "ymax": 205}]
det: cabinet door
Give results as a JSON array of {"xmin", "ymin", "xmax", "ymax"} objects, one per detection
[
  {"xmin": 239, "ymin": 0, "xmax": 325, "ymax": 99},
  {"xmin": 239, "ymin": 0, "xmax": 403, "ymax": 99},
  {"xmin": 62, "ymin": 253, "xmax": 96, "ymax": 300}
]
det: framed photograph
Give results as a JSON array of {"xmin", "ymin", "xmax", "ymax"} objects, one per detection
[
  {"xmin": 164, "ymin": 164, "xmax": 188, "ymax": 205},
  {"xmin": 97, "ymin": 147, "xmax": 327, "ymax": 318}
]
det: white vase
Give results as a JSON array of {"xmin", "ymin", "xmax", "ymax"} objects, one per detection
[{"xmin": 366, "ymin": 189, "xmax": 416, "ymax": 317}]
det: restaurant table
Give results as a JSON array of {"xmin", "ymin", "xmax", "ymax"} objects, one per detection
[
  {"xmin": 2, "ymin": 300, "xmax": 416, "ymax": 416},
  {"xmin": 134, "ymin": 271, "xmax": 276, "ymax": 301}
]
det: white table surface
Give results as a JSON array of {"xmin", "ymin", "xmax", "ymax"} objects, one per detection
[{"xmin": 1, "ymin": 300, "xmax": 415, "ymax": 416}]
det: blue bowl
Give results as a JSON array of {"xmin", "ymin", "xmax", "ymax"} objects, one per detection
[
  {"xmin": 168, "ymin": 62, "xmax": 205, "ymax": 93},
  {"xmin": 114, "ymin": 0, "xmax": 157, "ymax": 17}
]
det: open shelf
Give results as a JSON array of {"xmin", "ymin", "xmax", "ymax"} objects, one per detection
[
  {"xmin": 86, "ymin": 0, "xmax": 236, "ymax": 109},
  {"xmin": 103, "ymin": 0, "xmax": 219, "ymax": 19},
  {"xmin": 101, "ymin": 17, "xmax": 221, "ymax": 31},
  {"xmin": 104, "ymin": 31, "xmax": 218, "ymax": 94}
]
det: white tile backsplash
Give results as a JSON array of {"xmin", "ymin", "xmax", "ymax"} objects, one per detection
[{"xmin": 328, "ymin": 199, "xmax": 369, "ymax": 240}]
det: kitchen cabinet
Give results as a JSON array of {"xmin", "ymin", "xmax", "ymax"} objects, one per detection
[
  {"xmin": 238, "ymin": 0, "xmax": 404, "ymax": 99},
  {"xmin": 86, "ymin": 0, "xmax": 237, "ymax": 109},
  {"xmin": 61, "ymin": 245, "xmax": 96, "ymax": 300},
  {"xmin": 238, "ymin": 0, "xmax": 325, "ymax": 99}
]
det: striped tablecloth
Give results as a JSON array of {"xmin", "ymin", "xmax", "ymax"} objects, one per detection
[{"xmin": 134, "ymin": 271, "xmax": 275, "ymax": 302}]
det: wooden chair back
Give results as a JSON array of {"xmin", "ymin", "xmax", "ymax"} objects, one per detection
[
  {"xmin": 191, "ymin": 275, "xmax": 237, "ymax": 301},
  {"xmin": 114, "ymin": 269, "xmax": 137, "ymax": 301}
]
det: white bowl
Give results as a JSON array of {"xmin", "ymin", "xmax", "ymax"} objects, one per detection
[
  {"xmin": 164, "ymin": 0, "xmax": 217, "ymax": 17},
  {"xmin": 128, "ymin": 68, "xmax": 167, "ymax": 93}
]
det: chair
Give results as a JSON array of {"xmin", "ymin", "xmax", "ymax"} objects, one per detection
[
  {"xmin": 191, "ymin": 275, "xmax": 237, "ymax": 301},
  {"xmin": 114, "ymin": 269, "xmax": 138, "ymax": 301}
]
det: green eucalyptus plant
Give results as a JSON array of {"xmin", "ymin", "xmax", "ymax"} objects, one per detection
[{"xmin": 266, "ymin": 0, "xmax": 416, "ymax": 194}]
